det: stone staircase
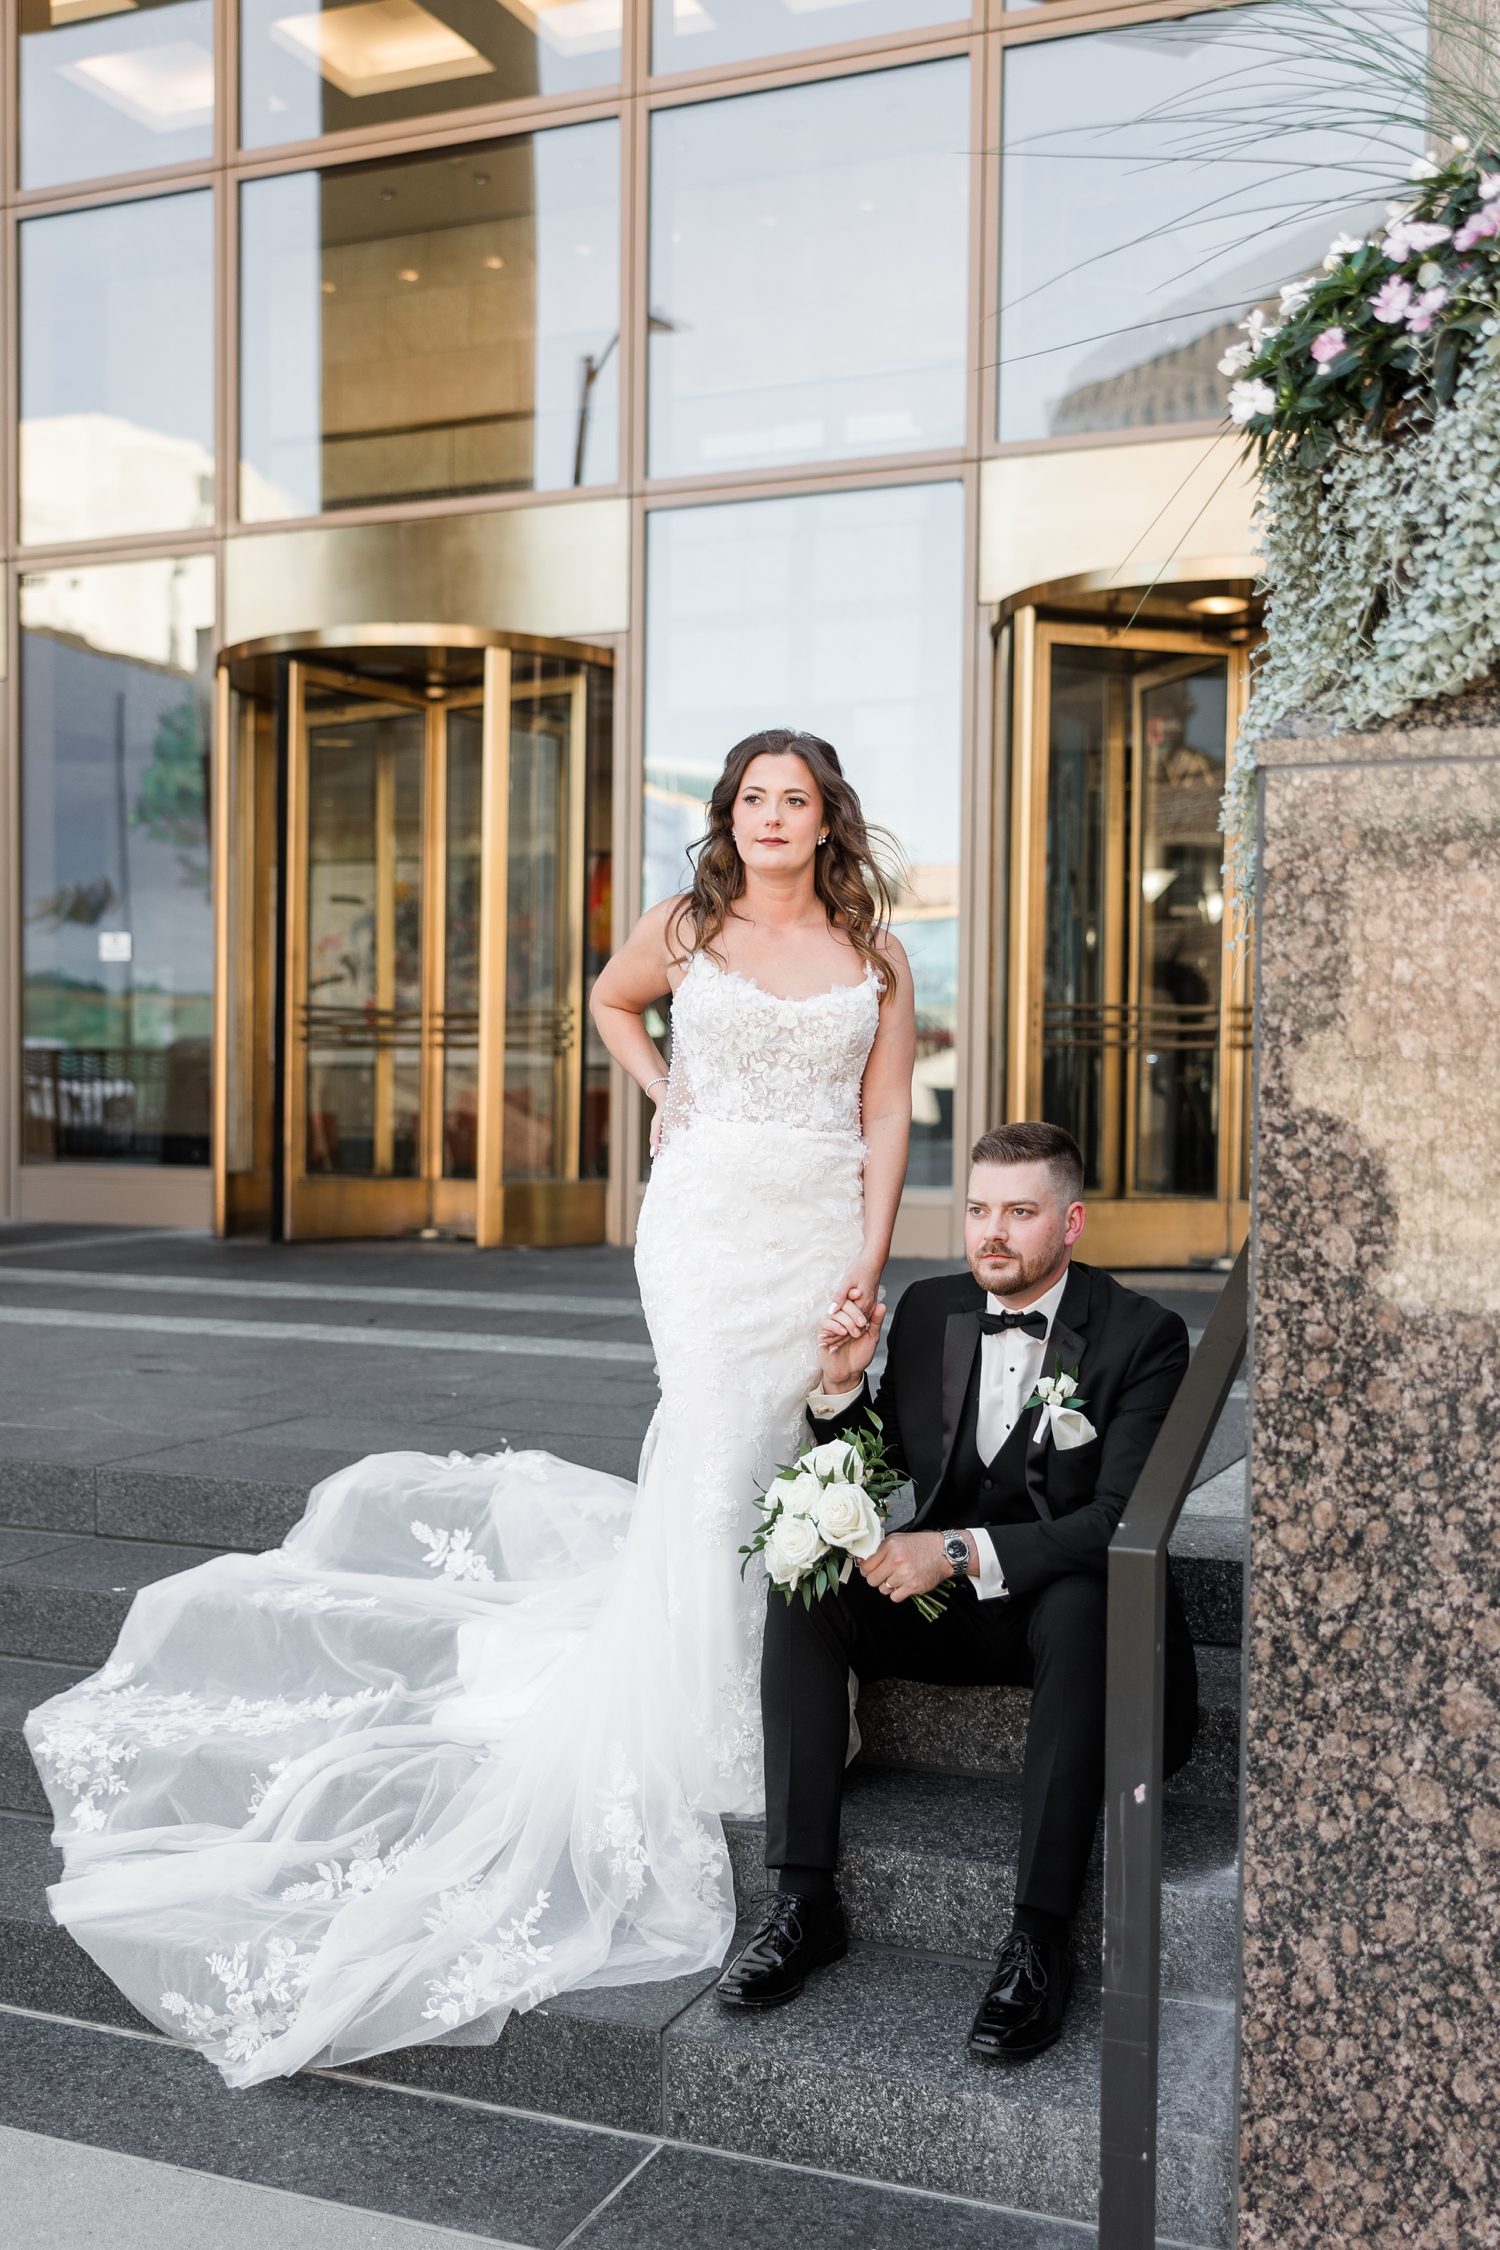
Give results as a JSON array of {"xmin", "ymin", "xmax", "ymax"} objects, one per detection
[{"xmin": 0, "ymin": 1412, "xmax": 1246, "ymax": 2247}]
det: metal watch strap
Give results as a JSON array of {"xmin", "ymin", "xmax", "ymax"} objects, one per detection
[{"xmin": 942, "ymin": 1532, "xmax": 969, "ymax": 1581}]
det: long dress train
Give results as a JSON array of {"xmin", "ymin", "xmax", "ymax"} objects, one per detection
[{"xmin": 24, "ymin": 953, "xmax": 879, "ymax": 2086}]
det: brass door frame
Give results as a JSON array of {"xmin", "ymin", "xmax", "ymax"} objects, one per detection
[{"xmin": 1006, "ymin": 615, "xmax": 1251, "ymax": 1268}]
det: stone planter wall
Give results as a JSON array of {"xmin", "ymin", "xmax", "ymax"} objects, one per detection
[{"xmin": 1241, "ymin": 713, "xmax": 1500, "ymax": 2248}]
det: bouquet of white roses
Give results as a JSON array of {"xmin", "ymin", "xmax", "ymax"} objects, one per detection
[{"xmin": 739, "ymin": 1415, "xmax": 952, "ymax": 1623}]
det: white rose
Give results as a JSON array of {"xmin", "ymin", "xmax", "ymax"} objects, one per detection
[
  {"xmin": 763, "ymin": 1508, "xmax": 827, "ymax": 1587},
  {"xmin": 810, "ymin": 1481, "xmax": 883, "ymax": 1559},
  {"xmin": 803, "ymin": 1439, "xmax": 862, "ymax": 1485},
  {"xmin": 775, "ymin": 1469, "xmax": 825, "ymax": 1516}
]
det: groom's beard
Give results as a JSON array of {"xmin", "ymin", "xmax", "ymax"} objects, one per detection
[{"xmin": 970, "ymin": 1236, "xmax": 1065, "ymax": 1299}]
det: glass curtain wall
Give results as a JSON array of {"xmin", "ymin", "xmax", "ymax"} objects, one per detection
[
  {"xmin": 644, "ymin": 482, "xmax": 964, "ymax": 1189},
  {"xmin": 21, "ymin": 559, "xmax": 216, "ymax": 1167},
  {"xmin": 19, "ymin": 0, "xmax": 214, "ymax": 190},
  {"xmin": 240, "ymin": 118, "xmax": 620, "ymax": 518}
]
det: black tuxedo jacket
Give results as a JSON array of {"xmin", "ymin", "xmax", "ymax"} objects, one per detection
[{"xmin": 809, "ymin": 1259, "xmax": 1189, "ymax": 1599}]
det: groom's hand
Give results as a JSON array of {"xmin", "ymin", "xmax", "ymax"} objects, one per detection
[
  {"xmin": 859, "ymin": 1531, "xmax": 953, "ymax": 1603},
  {"xmin": 816, "ymin": 1296, "xmax": 886, "ymax": 1398}
]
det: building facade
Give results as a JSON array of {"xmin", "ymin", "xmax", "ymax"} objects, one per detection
[{"xmin": 2, "ymin": 0, "xmax": 1386, "ymax": 1262}]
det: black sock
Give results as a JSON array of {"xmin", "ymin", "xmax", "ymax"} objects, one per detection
[
  {"xmin": 1011, "ymin": 1905, "xmax": 1068, "ymax": 1950},
  {"xmin": 777, "ymin": 1863, "xmax": 836, "ymax": 1904}
]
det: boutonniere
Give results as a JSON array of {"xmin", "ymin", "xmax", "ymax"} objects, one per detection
[{"xmin": 1024, "ymin": 1357, "xmax": 1097, "ymax": 1450}]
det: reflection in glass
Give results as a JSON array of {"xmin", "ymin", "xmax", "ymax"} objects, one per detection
[
  {"xmin": 240, "ymin": 120, "xmax": 619, "ymax": 519},
  {"xmin": 1134, "ymin": 662, "xmax": 1227, "ymax": 1198},
  {"xmin": 21, "ymin": 192, "xmax": 215, "ymax": 547},
  {"xmin": 1038, "ymin": 642, "xmax": 1229, "ymax": 1199},
  {"xmin": 998, "ymin": 5, "xmax": 1417, "ymax": 442},
  {"xmin": 651, "ymin": 0, "xmax": 962, "ymax": 79},
  {"xmin": 644, "ymin": 482, "xmax": 963, "ymax": 1187},
  {"xmin": 649, "ymin": 62, "xmax": 968, "ymax": 477},
  {"xmin": 443, "ymin": 706, "xmax": 482, "ymax": 1179},
  {"xmin": 242, "ymin": 0, "xmax": 620, "ymax": 152},
  {"xmin": 20, "ymin": 0, "xmax": 213, "ymax": 190},
  {"xmin": 303, "ymin": 696, "xmax": 425, "ymax": 1176},
  {"xmin": 506, "ymin": 660, "xmax": 573, "ymax": 1180},
  {"xmin": 21, "ymin": 558, "xmax": 215, "ymax": 1167}
]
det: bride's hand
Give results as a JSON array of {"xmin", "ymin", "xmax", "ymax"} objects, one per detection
[
  {"xmin": 816, "ymin": 1295, "xmax": 886, "ymax": 1396},
  {"xmin": 829, "ymin": 1260, "xmax": 884, "ymax": 1326},
  {"xmin": 648, "ymin": 1092, "xmax": 667, "ymax": 1159}
]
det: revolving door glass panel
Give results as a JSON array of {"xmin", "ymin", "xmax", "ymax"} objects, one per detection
[
  {"xmin": 1029, "ymin": 627, "xmax": 1249, "ymax": 1266},
  {"xmin": 220, "ymin": 636, "xmax": 613, "ymax": 1244}
]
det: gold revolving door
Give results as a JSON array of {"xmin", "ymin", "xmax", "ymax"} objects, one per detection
[{"xmin": 214, "ymin": 630, "xmax": 614, "ymax": 1245}]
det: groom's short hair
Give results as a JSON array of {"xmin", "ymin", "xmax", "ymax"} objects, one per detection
[{"xmin": 970, "ymin": 1122, "xmax": 1085, "ymax": 1207}]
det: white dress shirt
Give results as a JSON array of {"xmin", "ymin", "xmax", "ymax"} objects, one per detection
[{"xmin": 808, "ymin": 1266, "xmax": 1072, "ymax": 1603}]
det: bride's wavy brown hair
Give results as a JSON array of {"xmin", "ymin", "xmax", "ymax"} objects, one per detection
[{"xmin": 669, "ymin": 729, "xmax": 902, "ymax": 1002}]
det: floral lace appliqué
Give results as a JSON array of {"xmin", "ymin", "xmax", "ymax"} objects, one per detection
[
  {"xmin": 251, "ymin": 1583, "xmax": 379, "ymax": 1615},
  {"xmin": 160, "ymin": 1937, "xmax": 316, "ymax": 2065},
  {"xmin": 32, "ymin": 1677, "xmax": 385, "ymax": 1832},
  {"xmin": 586, "ymin": 1754, "xmax": 649, "ymax": 1901},
  {"xmin": 672, "ymin": 1811, "xmax": 726, "ymax": 1908},
  {"xmin": 411, "ymin": 1520, "xmax": 494, "ymax": 1582},
  {"xmin": 280, "ymin": 1825, "xmax": 422, "ymax": 1902},
  {"xmin": 422, "ymin": 1889, "xmax": 553, "ymax": 2026}
]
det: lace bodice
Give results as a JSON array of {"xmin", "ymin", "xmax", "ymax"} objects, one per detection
[{"xmin": 660, "ymin": 951, "xmax": 880, "ymax": 1143}]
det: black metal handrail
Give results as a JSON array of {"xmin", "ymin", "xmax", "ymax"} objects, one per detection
[{"xmin": 1099, "ymin": 1240, "xmax": 1249, "ymax": 2249}]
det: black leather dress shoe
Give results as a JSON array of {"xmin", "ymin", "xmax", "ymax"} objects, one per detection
[
  {"xmin": 716, "ymin": 1893, "xmax": 849, "ymax": 2009},
  {"xmin": 967, "ymin": 1932, "xmax": 1072, "ymax": 2061}
]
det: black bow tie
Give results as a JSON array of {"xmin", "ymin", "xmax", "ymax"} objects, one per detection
[{"xmin": 978, "ymin": 1309, "xmax": 1048, "ymax": 1338}]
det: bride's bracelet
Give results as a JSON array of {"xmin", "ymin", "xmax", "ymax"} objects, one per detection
[{"xmin": 644, "ymin": 1076, "xmax": 669, "ymax": 1098}]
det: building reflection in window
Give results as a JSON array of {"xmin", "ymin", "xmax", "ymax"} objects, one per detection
[
  {"xmin": 1041, "ymin": 643, "xmax": 1228, "ymax": 1200},
  {"xmin": 998, "ymin": 4, "xmax": 1413, "ymax": 442},
  {"xmin": 20, "ymin": 192, "xmax": 215, "ymax": 547},
  {"xmin": 649, "ymin": 60, "xmax": 968, "ymax": 478},
  {"xmin": 240, "ymin": 0, "xmax": 621, "ymax": 154},
  {"xmin": 19, "ymin": 0, "xmax": 213, "ymax": 192},
  {"xmin": 21, "ymin": 557, "xmax": 215, "ymax": 1170},
  {"xmin": 650, "ymin": 0, "xmax": 962, "ymax": 80},
  {"xmin": 240, "ymin": 119, "xmax": 620, "ymax": 520},
  {"xmin": 644, "ymin": 481, "xmax": 963, "ymax": 1188}
]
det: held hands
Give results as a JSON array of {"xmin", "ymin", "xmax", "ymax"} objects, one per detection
[
  {"xmin": 859, "ymin": 1531, "xmax": 958, "ymax": 1604},
  {"xmin": 816, "ymin": 1283, "xmax": 886, "ymax": 1397}
]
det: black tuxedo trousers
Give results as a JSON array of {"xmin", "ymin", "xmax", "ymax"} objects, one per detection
[{"xmin": 760, "ymin": 1282, "xmax": 1197, "ymax": 1924}]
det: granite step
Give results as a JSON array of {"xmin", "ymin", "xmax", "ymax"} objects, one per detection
[
  {"xmin": 0, "ymin": 1656, "xmax": 85, "ymax": 1816},
  {"xmin": 0, "ymin": 1529, "xmax": 224, "ymax": 1671},
  {"xmin": 856, "ymin": 1639, "xmax": 1242, "ymax": 1805},
  {"xmin": 0, "ymin": 1810, "xmax": 1231, "ymax": 2247},
  {"xmin": 723, "ymin": 1765, "xmax": 1239, "ymax": 2001},
  {"xmin": 660, "ymin": 1940, "xmax": 1234, "ymax": 2248}
]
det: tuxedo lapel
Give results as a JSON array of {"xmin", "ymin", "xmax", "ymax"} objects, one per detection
[
  {"xmin": 939, "ymin": 1310, "xmax": 982, "ymax": 1480},
  {"xmin": 1022, "ymin": 1266, "xmax": 1093, "ymax": 1525}
]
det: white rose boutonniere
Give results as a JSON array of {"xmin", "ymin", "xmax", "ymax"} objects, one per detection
[{"xmin": 1024, "ymin": 1358, "xmax": 1097, "ymax": 1451}]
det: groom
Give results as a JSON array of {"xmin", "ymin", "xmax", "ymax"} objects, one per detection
[{"xmin": 718, "ymin": 1120, "xmax": 1197, "ymax": 2060}]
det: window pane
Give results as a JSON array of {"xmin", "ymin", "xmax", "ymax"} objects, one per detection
[
  {"xmin": 240, "ymin": 0, "xmax": 619, "ymax": 153},
  {"xmin": 645, "ymin": 483, "xmax": 963, "ymax": 1189},
  {"xmin": 21, "ymin": 558, "xmax": 215, "ymax": 1169},
  {"xmin": 19, "ymin": 0, "xmax": 213, "ymax": 192},
  {"xmin": 240, "ymin": 120, "xmax": 620, "ymax": 520},
  {"xmin": 652, "ymin": 0, "xmax": 963, "ymax": 79},
  {"xmin": 998, "ymin": 5, "xmax": 1415, "ymax": 442},
  {"xmin": 649, "ymin": 61, "xmax": 968, "ymax": 478},
  {"xmin": 21, "ymin": 192, "xmax": 215, "ymax": 547}
]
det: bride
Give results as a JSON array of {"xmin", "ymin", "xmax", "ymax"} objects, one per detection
[{"xmin": 26, "ymin": 726, "xmax": 914, "ymax": 2086}]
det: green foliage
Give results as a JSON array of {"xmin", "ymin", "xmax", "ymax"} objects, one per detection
[{"xmin": 133, "ymin": 701, "xmax": 209, "ymax": 896}]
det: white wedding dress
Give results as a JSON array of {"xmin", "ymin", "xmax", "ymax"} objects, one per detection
[{"xmin": 26, "ymin": 953, "xmax": 879, "ymax": 2087}]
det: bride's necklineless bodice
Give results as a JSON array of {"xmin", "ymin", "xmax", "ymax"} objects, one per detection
[{"xmin": 661, "ymin": 950, "xmax": 880, "ymax": 1140}]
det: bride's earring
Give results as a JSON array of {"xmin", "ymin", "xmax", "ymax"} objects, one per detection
[{"xmin": 818, "ymin": 833, "xmax": 829, "ymax": 846}]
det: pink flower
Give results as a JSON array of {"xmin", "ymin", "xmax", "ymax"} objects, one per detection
[
  {"xmin": 1380, "ymin": 218, "xmax": 1452, "ymax": 262},
  {"xmin": 1406, "ymin": 286, "xmax": 1448, "ymax": 334},
  {"xmin": 1370, "ymin": 275, "xmax": 1414, "ymax": 322},
  {"xmin": 1453, "ymin": 205, "xmax": 1500, "ymax": 251},
  {"xmin": 1309, "ymin": 327, "xmax": 1347, "ymax": 365}
]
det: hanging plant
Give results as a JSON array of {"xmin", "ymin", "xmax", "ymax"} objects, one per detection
[{"xmin": 1222, "ymin": 141, "xmax": 1500, "ymax": 909}]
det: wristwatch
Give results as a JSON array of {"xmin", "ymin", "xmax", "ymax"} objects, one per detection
[{"xmin": 941, "ymin": 1531, "xmax": 970, "ymax": 1582}]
